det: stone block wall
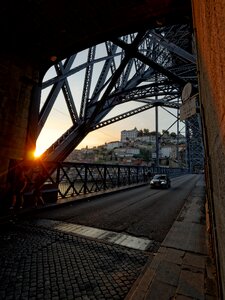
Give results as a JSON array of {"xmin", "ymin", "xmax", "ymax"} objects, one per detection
[
  {"xmin": 192, "ymin": 0, "xmax": 225, "ymax": 297},
  {"xmin": 0, "ymin": 56, "xmax": 39, "ymax": 195}
]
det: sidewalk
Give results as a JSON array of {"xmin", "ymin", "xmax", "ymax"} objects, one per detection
[{"xmin": 126, "ymin": 177, "xmax": 218, "ymax": 299}]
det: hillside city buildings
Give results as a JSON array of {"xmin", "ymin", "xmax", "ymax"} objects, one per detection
[{"xmin": 67, "ymin": 128, "xmax": 186, "ymax": 167}]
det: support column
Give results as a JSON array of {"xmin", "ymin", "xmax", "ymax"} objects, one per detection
[
  {"xmin": 192, "ymin": 0, "xmax": 225, "ymax": 297},
  {"xmin": 155, "ymin": 106, "xmax": 159, "ymax": 167},
  {"xmin": 176, "ymin": 109, "xmax": 179, "ymax": 161},
  {"xmin": 0, "ymin": 55, "xmax": 40, "ymax": 206}
]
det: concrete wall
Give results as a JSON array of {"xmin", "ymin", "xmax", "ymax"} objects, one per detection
[{"xmin": 192, "ymin": 1, "xmax": 225, "ymax": 297}]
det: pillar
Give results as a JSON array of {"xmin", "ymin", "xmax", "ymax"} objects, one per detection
[
  {"xmin": 0, "ymin": 55, "xmax": 40, "ymax": 207},
  {"xmin": 192, "ymin": 0, "xmax": 225, "ymax": 297}
]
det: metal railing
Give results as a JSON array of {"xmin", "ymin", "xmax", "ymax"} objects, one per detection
[{"xmin": 22, "ymin": 162, "xmax": 188, "ymax": 201}]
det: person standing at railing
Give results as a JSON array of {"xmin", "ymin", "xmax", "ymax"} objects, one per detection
[
  {"xmin": 33, "ymin": 184, "xmax": 45, "ymax": 208},
  {"xmin": 9, "ymin": 163, "xmax": 28, "ymax": 209},
  {"xmin": 31, "ymin": 167, "xmax": 46, "ymax": 208}
]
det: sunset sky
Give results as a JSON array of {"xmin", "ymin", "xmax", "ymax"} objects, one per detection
[{"xmin": 35, "ymin": 105, "xmax": 180, "ymax": 157}]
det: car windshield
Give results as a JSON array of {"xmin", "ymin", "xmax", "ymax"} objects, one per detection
[{"xmin": 153, "ymin": 175, "xmax": 167, "ymax": 180}]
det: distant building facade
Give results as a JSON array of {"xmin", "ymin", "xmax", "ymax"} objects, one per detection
[
  {"xmin": 160, "ymin": 145, "xmax": 177, "ymax": 159},
  {"xmin": 106, "ymin": 141, "xmax": 122, "ymax": 150},
  {"xmin": 135, "ymin": 135, "xmax": 156, "ymax": 144},
  {"xmin": 114, "ymin": 147, "xmax": 140, "ymax": 158},
  {"xmin": 121, "ymin": 128, "xmax": 138, "ymax": 142}
]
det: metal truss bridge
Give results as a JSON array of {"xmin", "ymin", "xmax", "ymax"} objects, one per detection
[{"xmin": 36, "ymin": 24, "xmax": 204, "ymax": 172}]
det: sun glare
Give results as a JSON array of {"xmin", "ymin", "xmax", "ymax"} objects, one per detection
[{"xmin": 34, "ymin": 148, "xmax": 45, "ymax": 158}]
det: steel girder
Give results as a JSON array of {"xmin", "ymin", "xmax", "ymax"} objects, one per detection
[
  {"xmin": 38, "ymin": 24, "xmax": 199, "ymax": 163},
  {"xmin": 185, "ymin": 114, "xmax": 204, "ymax": 172}
]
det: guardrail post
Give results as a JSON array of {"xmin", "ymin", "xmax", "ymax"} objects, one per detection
[
  {"xmin": 84, "ymin": 165, "xmax": 87, "ymax": 194},
  {"xmin": 56, "ymin": 163, "xmax": 60, "ymax": 186},
  {"xmin": 117, "ymin": 166, "xmax": 120, "ymax": 187},
  {"xmin": 136, "ymin": 167, "xmax": 139, "ymax": 183},
  {"xmin": 128, "ymin": 167, "xmax": 131, "ymax": 185},
  {"xmin": 103, "ymin": 165, "xmax": 107, "ymax": 190}
]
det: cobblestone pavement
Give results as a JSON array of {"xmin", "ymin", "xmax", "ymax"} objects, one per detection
[{"xmin": 0, "ymin": 220, "xmax": 151, "ymax": 300}]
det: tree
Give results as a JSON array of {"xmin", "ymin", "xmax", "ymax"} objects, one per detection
[
  {"xmin": 140, "ymin": 149, "xmax": 151, "ymax": 162},
  {"xmin": 143, "ymin": 128, "xmax": 150, "ymax": 136},
  {"xmin": 170, "ymin": 132, "xmax": 177, "ymax": 138},
  {"xmin": 150, "ymin": 131, "xmax": 160, "ymax": 136},
  {"xmin": 138, "ymin": 129, "xmax": 143, "ymax": 137},
  {"xmin": 162, "ymin": 130, "xmax": 169, "ymax": 136}
]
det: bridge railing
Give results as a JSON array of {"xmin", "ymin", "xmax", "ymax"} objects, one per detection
[
  {"xmin": 32, "ymin": 162, "xmax": 188, "ymax": 201},
  {"xmin": 10, "ymin": 160, "xmax": 189, "ymax": 204}
]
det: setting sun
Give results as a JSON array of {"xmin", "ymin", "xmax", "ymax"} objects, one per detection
[{"xmin": 34, "ymin": 147, "xmax": 45, "ymax": 158}]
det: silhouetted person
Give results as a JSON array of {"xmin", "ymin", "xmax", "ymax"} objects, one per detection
[
  {"xmin": 9, "ymin": 164, "xmax": 27, "ymax": 209},
  {"xmin": 33, "ymin": 184, "xmax": 45, "ymax": 208}
]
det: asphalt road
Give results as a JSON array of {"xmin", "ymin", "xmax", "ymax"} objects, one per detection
[{"xmin": 31, "ymin": 174, "xmax": 200, "ymax": 247}]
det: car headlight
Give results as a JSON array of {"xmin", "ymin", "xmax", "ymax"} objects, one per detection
[
  {"xmin": 150, "ymin": 180, "xmax": 154, "ymax": 184},
  {"xmin": 161, "ymin": 180, "xmax": 167, "ymax": 184}
]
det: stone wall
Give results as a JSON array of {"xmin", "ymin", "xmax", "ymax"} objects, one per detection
[
  {"xmin": 0, "ymin": 56, "xmax": 39, "ymax": 198},
  {"xmin": 192, "ymin": 1, "xmax": 225, "ymax": 297}
]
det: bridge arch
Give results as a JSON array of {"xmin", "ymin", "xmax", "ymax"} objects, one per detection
[{"xmin": 36, "ymin": 25, "xmax": 199, "ymax": 165}]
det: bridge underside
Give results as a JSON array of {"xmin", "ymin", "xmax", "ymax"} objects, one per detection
[{"xmin": 1, "ymin": 0, "xmax": 191, "ymax": 67}]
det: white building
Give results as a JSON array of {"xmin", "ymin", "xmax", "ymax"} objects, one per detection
[
  {"xmin": 121, "ymin": 128, "xmax": 139, "ymax": 142},
  {"xmin": 106, "ymin": 141, "xmax": 122, "ymax": 150},
  {"xmin": 160, "ymin": 145, "xmax": 177, "ymax": 158},
  {"xmin": 114, "ymin": 147, "xmax": 140, "ymax": 157},
  {"xmin": 135, "ymin": 135, "xmax": 156, "ymax": 143}
]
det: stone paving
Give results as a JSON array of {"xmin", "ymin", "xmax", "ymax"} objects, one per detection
[
  {"xmin": 0, "ymin": 220, "xmax": 150, "ymax": 300},
  {"xmin": 0, "ymin": 176, "xmax": 219, "ymax": 300}
]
